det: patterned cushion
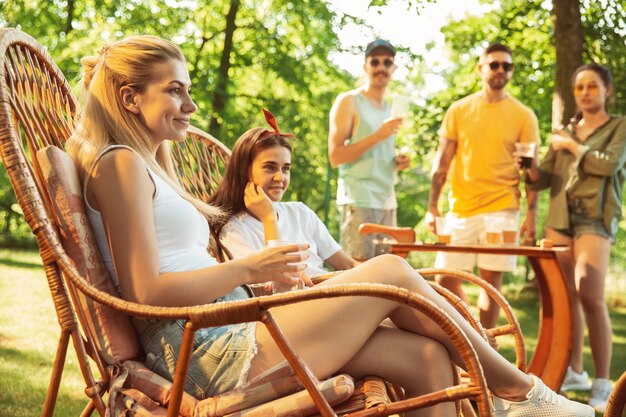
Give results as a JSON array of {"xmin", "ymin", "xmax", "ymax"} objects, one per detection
[
  {"xmin": 124, "ymin": 360, "xmax": 197, "ymax": 417},
  {"xmin": 195, "ymin": 374, "xmax": 354, "ymax": 417},
  {"xmin": 36, "ymin": 145, "xmax": 141, "ymax": 364}
]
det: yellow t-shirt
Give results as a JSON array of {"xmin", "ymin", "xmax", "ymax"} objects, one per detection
[{"xmin": 438, "ymin": 92, "xmax": 540, "ymax": 217}]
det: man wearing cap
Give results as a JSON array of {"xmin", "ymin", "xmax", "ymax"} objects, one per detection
[
  {"xmin": 426, "ymin": 43, "xmax": 540, "ymax": 329},
  {"xmin": 328, "ymin": 39, "xmax": 410, "ymax": 261}
]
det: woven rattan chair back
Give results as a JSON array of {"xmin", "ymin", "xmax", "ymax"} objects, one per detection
[
  {"xmin": 0, "ymin": 27, "xmax": 117, "ymax": 417},
  {"xmin": 1, "ymin": 28, "xmax": 496, "ymax": 417},
  {"xmin": 170, "ymin": 125, "xmax": 230, "ymax": 202}
]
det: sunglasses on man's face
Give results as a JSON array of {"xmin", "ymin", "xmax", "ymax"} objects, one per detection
[
  {"xmin": 487, "ymin": 61, "xmax": 514, "ymax": 72},
  {"xmin": 369, "ymin": 58, "xmax": 395, "ymax": 68}
]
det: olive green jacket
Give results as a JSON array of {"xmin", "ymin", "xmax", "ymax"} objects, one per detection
[{"xmin": 527, "ymin": 117, "xmax": 626, "ymax": 239}]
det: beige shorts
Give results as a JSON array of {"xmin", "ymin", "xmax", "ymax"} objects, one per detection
[
  {"xmin": 434, "ymin": 210, "xmax": 519, "ymax": 272},
  {"xmin": 340, "ymin": 205, "xmax": 396, "ymax": 260}
]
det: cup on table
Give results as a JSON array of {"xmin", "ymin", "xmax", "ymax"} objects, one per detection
[
  {"xmin": 435, "ymin": 216, "xmax": 453, "ymax": 244},
  {"xmin": 515, "ymin": 142, "xmax": 536, "ymax": 169},
  {"xmin": 484, "ymin": 215, "xmax": 504, "ymax": 245},
  {"xmin": 502, "ymin": 217, "xmax": 518, "ymax": 245},
  {"xmin": 266, "ymin": 239, "xmax": 307, "ymax": 293}
]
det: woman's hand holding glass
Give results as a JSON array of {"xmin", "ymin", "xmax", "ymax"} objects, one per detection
[
  {"xmin": 238, "ymin": 243, "xmax": 310, "ymax": 289},
  {"xmin": 266, "ymin": 240, "xmax": 311, "ymax": 293}
]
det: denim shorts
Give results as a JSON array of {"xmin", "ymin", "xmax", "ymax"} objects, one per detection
[
  {"xmin": 137, "ymin": 287, "xmax": 258, "ymax": 399},
  {"xmin": 555, "ymin": 213, "xmax": 612, "ymax": 242}
]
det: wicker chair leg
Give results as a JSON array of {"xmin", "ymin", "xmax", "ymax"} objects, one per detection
[
  {"xmin": 460, "ymin": 399, "xmax": 478, "ymax": 417},
  {"xmin": 605, "ymin": 371, "xmax": 626, "ymax": 417},
  {"xmin": 41, "ymin": 330, "xmax": 71, "ymax": 417},
  {"xmin": 79, "ymin": 400, "xmax": 97, "ymax": 417},
  {"xmin": 167, "ymin": 321, "xmax": 197, "ymax": 417}
]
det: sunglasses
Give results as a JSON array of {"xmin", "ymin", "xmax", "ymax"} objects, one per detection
[
  {"xmin": 487, "ymin": 61, "xmax": 514, "ymax": 72},
  {"xmin": 573, "ymin": 84, "xmax": 600, "ymax": 95},
  {"xmin": 369, "ymin": 58, "xmax": 395, "ymax": 68}
]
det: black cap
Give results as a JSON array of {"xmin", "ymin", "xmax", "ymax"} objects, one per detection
[{"xmin": 365, "ymin": 39, "xmax": 396, "ymax": 57}]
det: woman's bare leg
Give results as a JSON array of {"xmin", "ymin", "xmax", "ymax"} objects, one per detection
[
  {"xmin": 574, "ymin": 234, "xmax": 612, "ymax": 379},
  {"xmin": 545, "ymin": 228, "xmax": 585, "ymax": 372},
  {"xmin": 340, "ymin": 327, "xmax": 456, "ymax": 417},
  {"xmin": 249, "ymin": 255, "xmax": 532, "ymax": 404}
]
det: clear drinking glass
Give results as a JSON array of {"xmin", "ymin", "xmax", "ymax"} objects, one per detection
[
  {"xmin": 435, "ymin": 216, "xmax": 453, "ymax": 244},
  {"xmin": 390, "ymin": 94, "xmax": 411, "ymax": 118},
  {"xmin": 502, "ymin": 217, "xmax": 518, "ymax": 246},
  {"xmin": 484, "ymin": 216, "xmax": 504, "ymax": 245},
  {"xmin": 266, "ymin": 239, "xmax": 307, "ymax": 293}
]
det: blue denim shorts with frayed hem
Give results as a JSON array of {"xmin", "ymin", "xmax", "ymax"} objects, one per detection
[
  {"xmin": 555, "ymin": 212, "xmax": 613, "ymax": 243},
  {"xmin": 137, "ymin": 286, "xmax": 257, "ymax": 399}
]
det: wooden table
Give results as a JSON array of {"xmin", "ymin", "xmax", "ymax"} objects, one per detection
[{"xmin": 380, "ymin": 242, "xmax": 572, "ymax": 390}]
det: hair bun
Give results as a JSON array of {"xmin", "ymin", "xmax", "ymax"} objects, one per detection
[{"xmin": 97, "ymin": 45, "xmax": 110, "ymax": 56}]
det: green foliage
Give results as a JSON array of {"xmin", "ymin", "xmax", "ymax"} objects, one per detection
[
  {"xmin": 1, "ymin": 0, "xmax": 356, "ymax": 237},
  {"xmin": 0, "ymin": 250, "xmax": 85, "ymax": 416},
  {"xmin": 580, "ymin": 0, "xmax": 626, "ymax": 114},
  {"xmin": 0, "ymin": 163, "xmax": 36, "ymax": 248}
]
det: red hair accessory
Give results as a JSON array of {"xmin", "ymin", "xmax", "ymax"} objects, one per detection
[{"xmin": 262, "ymin": 108, "xmax": 295, "ymax": 138}]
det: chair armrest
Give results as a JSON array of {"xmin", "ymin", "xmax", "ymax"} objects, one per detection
[{"xmin": 358, "ymin": 223, "xmax": 416, "ymax": 243}]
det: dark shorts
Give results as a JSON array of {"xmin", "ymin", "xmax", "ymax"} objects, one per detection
[{"xmin": 555, "ymin": 213, "xmax": 612, "ymax": 242}]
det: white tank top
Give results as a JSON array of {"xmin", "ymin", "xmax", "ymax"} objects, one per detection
[{"xmin": 84, "ymin": 145, "xmax": 217, "ymax": 291}]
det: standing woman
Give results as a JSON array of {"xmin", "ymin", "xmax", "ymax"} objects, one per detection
[
  {"xmin": 525, "ymin": 63, "xmax": 626, "ymax": 412},
  {"xmin": 67, "ymin": 34, "xmax": 593, "ymax": 417}
]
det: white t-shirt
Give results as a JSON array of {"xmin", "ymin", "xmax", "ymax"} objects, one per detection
[{"xmin": 220, "ymin": 202, "xmax": 341, "ymax": 275}]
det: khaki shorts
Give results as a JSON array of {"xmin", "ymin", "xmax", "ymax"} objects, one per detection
[
  {"xmin": 340, "ymin": 205, "xmax": 396, "ymax": 260},
  {"xmin": 434, "ymin": 210, "xmax": 519, "ymax": 272}
]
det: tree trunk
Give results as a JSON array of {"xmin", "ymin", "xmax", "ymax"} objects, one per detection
[
  {"xmin": 65, "ymin": 0, "xmax": 75, "ymax": 34},
  {"xmin": 551, "ymin": 0, "xmax": 583, "ymax": 128},
  {"xmin": 209, "ymin": 0, "xmax": 241, "ymax": 138}
]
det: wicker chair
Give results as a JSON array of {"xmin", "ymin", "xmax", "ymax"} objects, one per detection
[
  {"xmin": 606, "ymin": 371, "xmax": 626, "ymax": 417},
  {"xmin": 359, "ymin": 224, "xmax": 527, "ymax": 371},
  {"xmin": 0, "ymin": 28, "xmax": 495, "ymax": 417}
]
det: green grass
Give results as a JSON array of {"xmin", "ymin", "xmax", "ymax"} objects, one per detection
[
  {"xmin": 0, "ymin": 249, "xmax": 624, "ymax": 416},
  {"xmin": 0, "ymin": 249, "xmax": 85, "ymax": 417}
]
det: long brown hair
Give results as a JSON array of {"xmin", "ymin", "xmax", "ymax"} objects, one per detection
[{"xmin": 209, "ymin": 127, "xmax": 292, "ymax": 245}]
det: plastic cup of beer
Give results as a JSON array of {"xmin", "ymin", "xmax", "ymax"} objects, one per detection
[
  {"xmin": 484, "ymin": 216, "xmax": 504, "ymax": 245},
  {"xmin": 502, "ymin": 218, "xmax": 518, "ymax": 246},
  {"xmin": 390, "ymin": 94, "xmax": 411, "ymax": 118},
  {"xmin": 266, "ymin": 239, "xmax": 307, "ymax": 292},
  {"xmin": 435, "ymin": 217, "xmax": 453, "ymax": 244},
  {"xmin": 515, "ymin": 143, "xmax": 536, "ymax": 169}
]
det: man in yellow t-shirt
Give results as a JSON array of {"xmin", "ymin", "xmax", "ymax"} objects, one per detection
[{"xmin": 425, "ymin": 43, "xmax": 540, "ymax": 329}]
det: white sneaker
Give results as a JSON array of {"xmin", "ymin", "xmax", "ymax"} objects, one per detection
[
  {"xmin": 561, "ymin": 366, "xmax": 591, "ymax": 391},
  {"xmin": 588, "ymin": 378, "xmax": 612, "ymax": 413},
  {"xmin": 494, "ymin": 375, "xmax": 594, "ymax": 417}
]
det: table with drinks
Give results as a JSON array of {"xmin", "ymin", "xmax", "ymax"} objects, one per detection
[{"xmin": 376, "ymin": 236, "xmax": 572, "ymax": 391}]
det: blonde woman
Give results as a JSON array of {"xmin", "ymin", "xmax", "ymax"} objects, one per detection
[{"xmin": 67, "ymin": 35, "xmax": 593, "ymax": 417}]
